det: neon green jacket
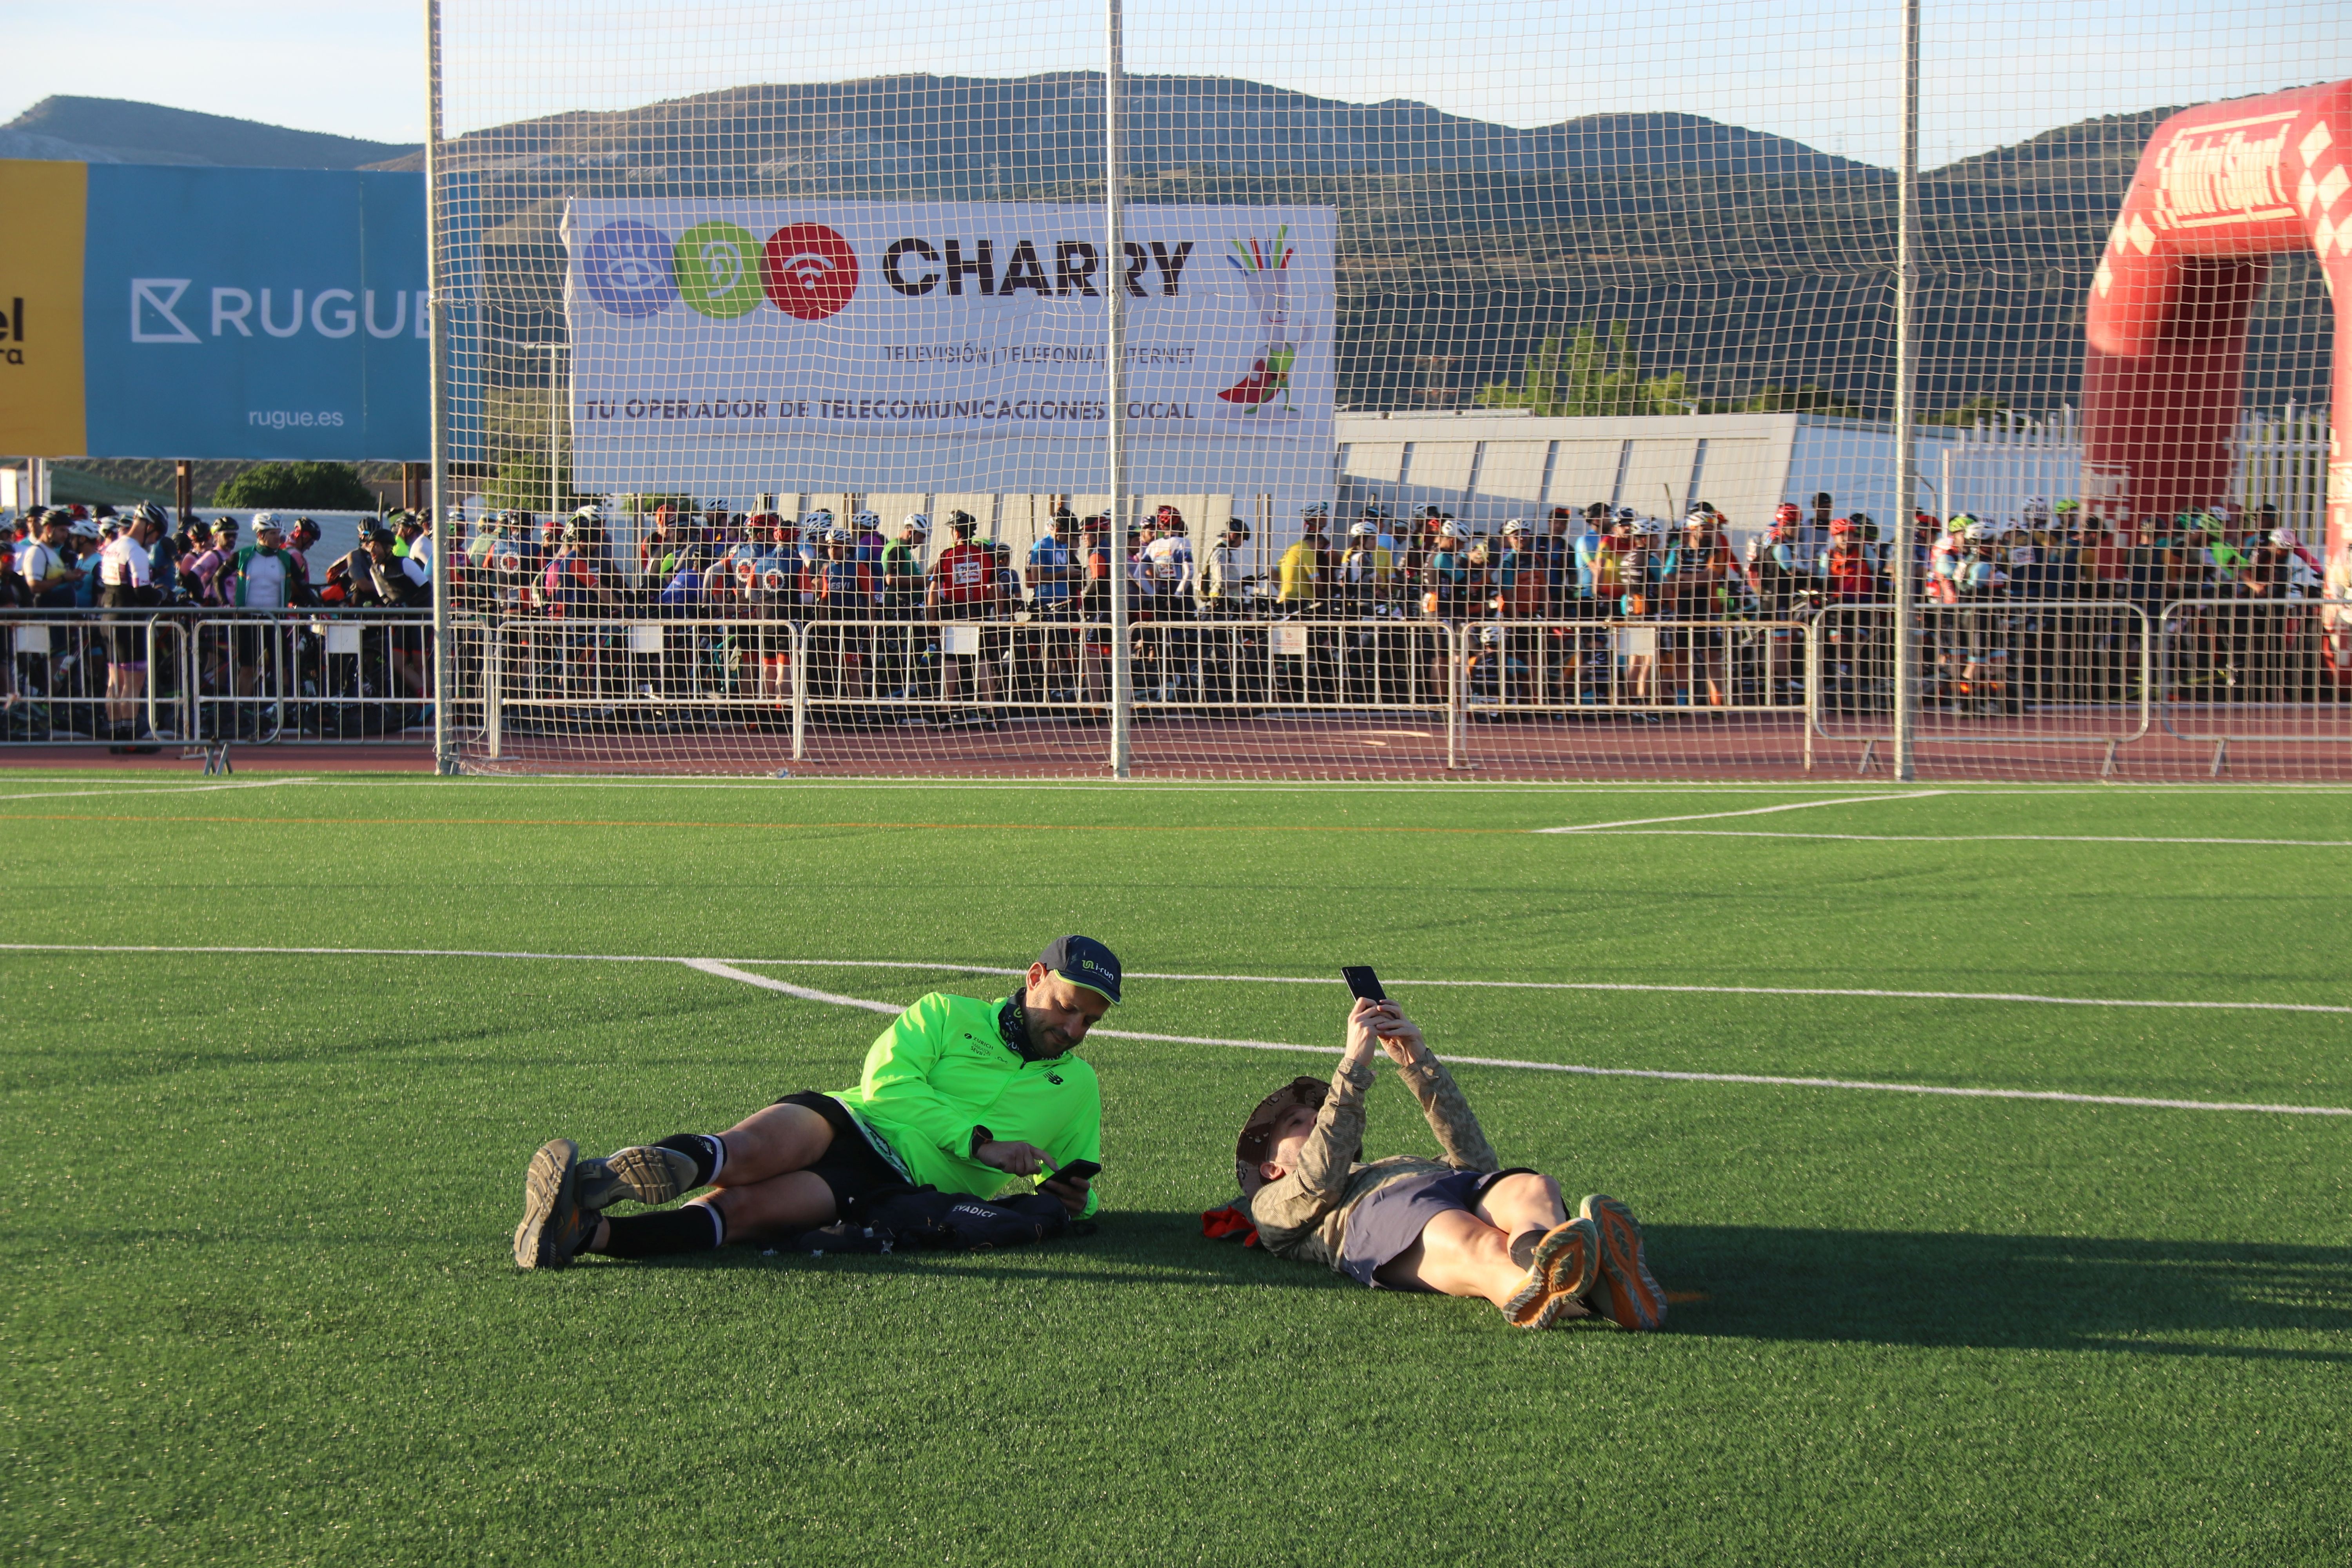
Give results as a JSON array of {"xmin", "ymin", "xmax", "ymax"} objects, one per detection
[{"xmin": 830, "ymin": 993, "xmax": 1102, "ymax": 1218}]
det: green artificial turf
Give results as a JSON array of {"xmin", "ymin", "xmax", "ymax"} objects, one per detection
[{"xmin": 3, "ymin": 775, "xmax": 2348, "ymax": 1563}]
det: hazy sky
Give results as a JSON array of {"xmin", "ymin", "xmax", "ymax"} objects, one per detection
[{"xmin": 9, "ymin": 0, "xmax": 2346, "ymax": 169}]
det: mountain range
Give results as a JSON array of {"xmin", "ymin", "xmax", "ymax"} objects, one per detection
[
  {"xmin": 1, "ymin": 96, "xmax": 416, "ymax": 170},
  {"xmin": 4, "ymin": 80, "xmax": 2332, "ymax": 430}
]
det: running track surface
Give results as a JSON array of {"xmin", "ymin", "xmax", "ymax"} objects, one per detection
[{"xmin": 6, "ymin": 708, "xmax": 2347, "ymax": 780}]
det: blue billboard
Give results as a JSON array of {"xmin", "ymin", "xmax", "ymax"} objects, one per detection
[{"xmin": 74, "ymin": 164, "xmax": 431, "ymax": 460}]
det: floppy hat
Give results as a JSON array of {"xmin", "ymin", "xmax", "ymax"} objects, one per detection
[{"xmin": 1234, "ymin": 1076, "xmax": 1352, "ymax": 1191}]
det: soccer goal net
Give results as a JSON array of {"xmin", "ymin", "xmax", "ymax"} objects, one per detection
[{"xmin": 427, "ymin": 0, "xmax": 2349, "ymax": 782}]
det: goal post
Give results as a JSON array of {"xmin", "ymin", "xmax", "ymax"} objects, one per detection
[{"xmin": 426, "ymin": 0, "xmax": 2348, "ymax": 783}]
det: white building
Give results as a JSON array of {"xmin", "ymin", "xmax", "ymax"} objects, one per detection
[{"xmin": 1332, "ymin": 410, "xmax": 1969, "ymax": 543}]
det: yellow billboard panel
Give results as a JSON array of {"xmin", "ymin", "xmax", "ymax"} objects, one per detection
[{"xmin": 0, "ymin": 160, "xmax": 89, "ymax": 456}]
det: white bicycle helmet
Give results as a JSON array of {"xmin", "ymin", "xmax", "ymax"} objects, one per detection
[
  {"xmin": 901, "ymin": 512, "xmax": 930, "ymax": 536},
  {"xmin": 851, "ymin": 510, "xmax": 881, "ymax": 534},
  {"xmin": 1350, "ymin": 519, "xmax": 1379, "ymax": 537}
]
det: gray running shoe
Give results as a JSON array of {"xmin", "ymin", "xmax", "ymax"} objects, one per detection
[
  {"xmin": 573, "ymin": 1144, "xmax": 702, "ymax": 1210},
  {"xmin": 513, "ymin": 1138, "xmax": 597, "ymax": 1270}
]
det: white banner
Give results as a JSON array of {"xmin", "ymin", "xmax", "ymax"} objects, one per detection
[{"xmin": 562, "ymin": 200, "xmax": 1334, "ymax": 454}]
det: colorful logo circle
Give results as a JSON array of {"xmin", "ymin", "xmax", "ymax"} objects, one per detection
[
  {"xmin": 762, "ymin": 223, "xmax": 859, "ymax": 321},
  {"xmin": 581, "ymin": 220, "xmax": 679, "ymax": 317},
  {"xmin": 673, "ymin": 221, "xmax": 765, "ymax": 319}
]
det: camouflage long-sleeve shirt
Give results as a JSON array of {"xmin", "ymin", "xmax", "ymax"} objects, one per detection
[{"xmin": 1246, "ymin": 1049, "xmax": 1502, "ymax": 1271}]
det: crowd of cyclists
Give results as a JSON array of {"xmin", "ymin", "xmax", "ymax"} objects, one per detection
[
  {"xmin": 454, "ymin": 489, "xmax": 2347, "ymax": 723},
  {"xmin": 8, "ymin": 485, "xmax": 2346, "ymax": 742},
  {"xmin": 4, "ymin": 501, "xmax": 439, "ymax": 745}
]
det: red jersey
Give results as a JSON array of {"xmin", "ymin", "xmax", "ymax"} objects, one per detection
[{"xmin": 932, "ymin": 541, "xmax": 994, "ymax": 607}]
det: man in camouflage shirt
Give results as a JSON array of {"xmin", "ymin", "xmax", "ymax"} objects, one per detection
[{"xmin": 1230, "ymin": 997, "xmax": 1664, "ymax": 1330}]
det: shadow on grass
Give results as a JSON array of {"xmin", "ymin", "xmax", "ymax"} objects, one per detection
[
  {"xmin": 1649, "ymin": 1223, "xmax": 2352, "ymax": 1361},
  {"xmin": 597, "ymin": 1210, "xmax": 2352, "ymax": 1359}
]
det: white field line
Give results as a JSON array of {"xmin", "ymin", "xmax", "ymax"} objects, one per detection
[
  {"xmin": 1532, "ymin": 790, "xmax": 1946, "ymax": 833},
  {"xmin": 679, "ymin": 958, "xmax": 902, "ymax": 1014},
  {"xmin": 672, "ymin": 963, "xmax": 2351, "ymax": 1118},
  {"xmin": 0, "ymin": 777, "xmax": 314, "ymax": 802},
  {"xmin": 7, "ymin": 942, "xmax": 2349, "ymax": 1118},
  {"xmin": 7, "ymin": 943, "xmax": 2348, "ymax": 1018},
  {"xmin": 1563, "ymin": 829, "xmax": 2352, "ymax": 848}
]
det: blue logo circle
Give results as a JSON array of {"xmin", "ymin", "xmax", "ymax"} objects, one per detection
[{"xmin": 582, "ymin": 220, "xmax": 678, "ymax": 316}]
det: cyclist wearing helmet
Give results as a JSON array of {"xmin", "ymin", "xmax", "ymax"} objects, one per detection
[
  {"xmin": 877, "ymin": 514, "xmax": 930, "ymax": 704},
  {"xmin": 807, "ymin": 524, "xmax": 875, "ymax": 706},
  {"xmin": 1421, "ymin": 518, "xmax": 1471, "ymax": 621},
  {"xmin": 733, "ymin": 514, "xmax": 797, "ymax": 713},
  {"xmin": 1201, "ymin": 517, "xmax": 1253, "ymax": 615},
  {"xmin": 1339, "ymin": 518, "xmax": 1394, "ymax": 615},
  {"xmin": 813, "ymin": 523, "xmax": 875, "ymax": 616},
  {"xmin": 928, "ymin": 512, "xmax": 997, "ymax": 722},
  {"xmin": 1495, "ymin": 520, "xmax": 1544, "ymax": 619},
  {"xmin": 1277, "ymin": 509, "xmax": 1328, "ymax": 611},
  {"xmin": 851, "ymin": 510, "xmax": 887, "ymax": 570}
]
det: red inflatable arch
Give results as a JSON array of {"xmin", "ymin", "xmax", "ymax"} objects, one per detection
[{"xmin": 2082, "ymin": 79, "xmax": 2351, "ymax": 570}]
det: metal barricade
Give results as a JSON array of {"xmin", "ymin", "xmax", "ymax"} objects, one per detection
[
  {"xmin": 192, "ymin": 613, "xmax": 435, "ymax": 744},
  {"xmin": 1452, "ymin": 615, "xmax": 1812, "ymax": 718},
  {"xmin": 1807, "ymin": 599, "xmax": 2153, "ymax": 771},
  {"xmin": 3, "ymin": 606, "xmax": 194, "ymax": 745},
  {"xmin": 483, "ymin": 613, "xmax": 806, "ymax": 758},
  {"xmin": 2157, "ymin": 597, "xmax": 2352, "ymax": 770}
]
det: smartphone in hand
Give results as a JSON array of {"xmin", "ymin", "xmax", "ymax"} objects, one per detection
[
  {"xmin": 1047, "ymin": 1158, "xmax": 1102, "ymax": 1187},
  {"xmin": 1341, "ymin": 965, "xmax": 1387, "ymax": 1002}
]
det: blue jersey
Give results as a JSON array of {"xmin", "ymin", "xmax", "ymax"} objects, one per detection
[{"xmin": 1028, "ymin": 534, "xmax": 1076, "ymax": 603}]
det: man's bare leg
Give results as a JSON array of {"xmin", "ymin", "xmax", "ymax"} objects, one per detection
[
  {"xmin": 1373, "ymin": 1174, "xmax": 1595, "ymax": 1326},
  {"xmin": 577, "ymin": 1101, "xmax": 840, "ymax": 1253},
  {"xmin": 1374, "ymin": 1209, "xmax": 1522, "ymax": 1304}
]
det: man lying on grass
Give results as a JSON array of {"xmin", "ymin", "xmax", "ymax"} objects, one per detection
[
  {"xmin": 1229, "ymin": 997, "xmax": 1664, "ymax": 1330},
  {"xmin": 512, "ymin": 935, "xmax": 1121, "ymax": 1269}
]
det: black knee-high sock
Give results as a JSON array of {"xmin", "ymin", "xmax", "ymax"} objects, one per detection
[
  {"xmin": 656, "ymin": 1132, "xmax": 725, "ymax": 1189},
  {"xmin": 599, "ymin": 1205, "xmax": 725, "ymax": 1258}
]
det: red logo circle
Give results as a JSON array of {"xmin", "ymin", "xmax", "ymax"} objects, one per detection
[{"xmin": 762, "ymin": 224, "xmax": 859, "ymax": 321}]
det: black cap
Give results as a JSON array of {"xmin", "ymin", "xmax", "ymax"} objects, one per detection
[{"xmin": 1038, "ymin": 934, "xmax": 1121, "ymax": 1005}]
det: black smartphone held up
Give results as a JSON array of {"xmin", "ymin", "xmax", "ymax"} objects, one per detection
[
  {"xmin": 1048, "ymin": 1158, "xmax": 1102, "ymax": 1187},
  {"xmin": 1341, "ymin": 965, "xmax": 1388, "ymax": 1003}
]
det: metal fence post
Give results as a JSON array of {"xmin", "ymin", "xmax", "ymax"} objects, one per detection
[
  {"xmin": 484, "ymin": 621, "xmax": 503, "ymax": 760},
  {"xmin": 790, "ymin": 620, "xmax": 808, "ymax": 762},
  {"xmin": 1446, "ymin": 622, "xmax": 1465, "ymax": 769}
]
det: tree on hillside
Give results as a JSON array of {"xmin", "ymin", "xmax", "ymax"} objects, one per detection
[
  {"xmin": 1474, "ymin": 323, "xmax": 1705, "ymax": 418},
  {"xmin": 213, "ymin": 461, "xmax": 378, "ymax": 510},
  {"xmin": 1924, "ymin": 395, "xmax": 2011, "ymax": 426},
  {"xmin": 1734, "ymin": 383, "xmax": 1866, "ymax": 417},
  {"xmin": 484, "ymin": 456, "xmax": 590, "ymax": 514}
]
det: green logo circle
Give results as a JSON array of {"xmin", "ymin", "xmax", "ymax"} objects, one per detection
[{"xmin": 674, "ymin": 222, "xmax": 763, "ymax": 318}]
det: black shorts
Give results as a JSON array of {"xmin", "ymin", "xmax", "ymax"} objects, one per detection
[{"xmin": 771, "ymin": 1090, "xmax": 910, "ymax": 1215}]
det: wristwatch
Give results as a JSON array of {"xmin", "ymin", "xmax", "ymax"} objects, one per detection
[{"xmin": 970, "ymin": 1125, "xmax": 996, "ymax": 1158}]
